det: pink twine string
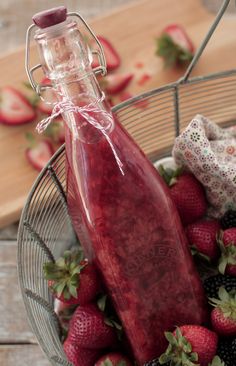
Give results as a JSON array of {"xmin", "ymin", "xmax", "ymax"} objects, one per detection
[{"xmin": 36, "ymin": 94, "xmax": 124, "ymax": 175}]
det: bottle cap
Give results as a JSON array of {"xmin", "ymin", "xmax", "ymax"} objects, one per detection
[{"xmin": 32, "ymin": 6, "xmax": 67, "ymax": 29}]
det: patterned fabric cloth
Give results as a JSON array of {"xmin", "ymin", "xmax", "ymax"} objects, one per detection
[{"xmin": 172, "ymin": 114, "xmax": 236, "ymax": 218}]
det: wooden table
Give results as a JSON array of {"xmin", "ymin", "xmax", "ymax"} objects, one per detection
[{"xmin": 0, "ymin": 0, "xmax": 235, "ymax": 364}]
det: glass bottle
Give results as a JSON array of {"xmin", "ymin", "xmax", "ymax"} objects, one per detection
[{"xmin": 30, "ymin": 7, "xmax": 207, "ymax": 365}]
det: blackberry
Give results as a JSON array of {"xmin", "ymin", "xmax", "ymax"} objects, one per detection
[
  {"xmin": 220, "ymin": 209, "xmax": 236, "ymax": 229},
  {"xmin": 217, "ymin": 338, "xmax": 236, "ymax": 366},
  {"xmin": 232, "ymin": 338, "xmax": 236, "ymax": 357},
  {"xmin": 203, "ymin": 274, "xmax": 236, "ymax": 299},
  {"xmin": 144, "ymin": 359, "xmax": 170, "ymax": 366}
]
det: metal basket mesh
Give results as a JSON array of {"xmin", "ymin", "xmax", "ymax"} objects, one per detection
[{"xmin": 17, "ymin": 1, "xmax": 236, "ymax": 365}]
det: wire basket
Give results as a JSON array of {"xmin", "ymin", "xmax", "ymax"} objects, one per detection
[{"xmin": 17, "ymin": 1, "xmax": 235, "ymax": 365}]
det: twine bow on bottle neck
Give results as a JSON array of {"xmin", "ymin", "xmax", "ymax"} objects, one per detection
[{"xmin": 36, "ymin": 93, "xmax": 124, "ymax": 175}]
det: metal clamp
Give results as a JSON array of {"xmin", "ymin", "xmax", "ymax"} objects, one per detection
[{"xmin": 25, "ymin": 12, "xmax": 107, "ymax": 96}]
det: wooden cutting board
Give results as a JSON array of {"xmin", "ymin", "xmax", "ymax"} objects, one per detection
[{"xmin": 0, "ymin": 0, "xmax": 236, "ymax": 228}]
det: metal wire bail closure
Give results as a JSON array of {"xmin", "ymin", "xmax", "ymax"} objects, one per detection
[{"xmin": 25, "ymin": 12, "xmax": 107, "ymax": 96}]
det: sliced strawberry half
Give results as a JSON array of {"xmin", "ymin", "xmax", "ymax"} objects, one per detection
[
  {"xmin": 0, "ymin": 86, "xmax": 36, "ymax": 125},
  {"xmin": 103, "ymin": 73, "xmax": 133, "ymax": 95},
  {"xmin": 156, "ymin": 24, "xmax": 194, "ymax": 67},
  {"xmin": 92, "ymin": 36, "xmax": 121, "ymax": 72},
  {"xmin": 25, "ymin": 133, "xmax": 54, "ymax": 171}
]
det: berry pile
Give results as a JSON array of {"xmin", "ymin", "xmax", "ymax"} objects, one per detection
[{"xmin": 42, "ymin": 151, "xmax": 236, "ymax": 366}]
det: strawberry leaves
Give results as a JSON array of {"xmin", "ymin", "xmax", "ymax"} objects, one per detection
[
  {"xmin": 156, "ymin": 34, "xmax": 193, "ymax": 68},
  {"xmin": 208, "ymin": 356, "xmax": 225, "ymax": 366},
  {"xmin": 159, "ymin": 327, "xmax": 199, "ymax": 366},
  {"xmin": 209, "ymin": 287, "xmax": 236, "ymax": 321},
  {"xmin": 44, "ymin": 248, "xmax": 87, "ymax": 300},
  {"xmin": 97, "ymin": 294, "xmax": 123, "ymax": 340},
  {"xmin": 156, "ymin": 24, "xmax": 194, "ymax": 68}
]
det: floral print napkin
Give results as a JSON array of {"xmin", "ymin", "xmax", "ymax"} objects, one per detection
[{"xmin": 172, "ymin": 114, "xmax": 236, "ymax": 218}]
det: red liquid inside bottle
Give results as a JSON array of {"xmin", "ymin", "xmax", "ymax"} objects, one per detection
[{"xmin": 32, "ymin": 8, "xmax": 207, "ymax": 364}]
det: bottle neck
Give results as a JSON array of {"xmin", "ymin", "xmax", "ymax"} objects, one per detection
[{"xmin": 35, "ymin": 19, "xmax": 113, "ymax": 142}]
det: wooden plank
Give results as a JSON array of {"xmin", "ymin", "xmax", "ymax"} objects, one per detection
[
  {"xmin": 0, "ymin": 0, "xmax": 236, "ymax": 228},
  {"xmin": 0, "ymin": 241, "xmax": 36, "ymax": 343},
  {"xmin": 0, "ymin": 345, "xmax": 50, "ymax": 366},
  {"xmin": 0, "ymin": 223, "xmax": 18, "ymax": 240}
]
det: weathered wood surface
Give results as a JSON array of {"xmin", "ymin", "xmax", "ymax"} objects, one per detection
[
  {"xmin": 0, "ymin": 345, "xmax": 51, "ymax": 366},
  {"xmin": 0, "ymin": 240, "xmax": 36, "ymax": 343},
  {"xmin": 0, "ymin": 239, "xmax": 51, "ymax": 364}
]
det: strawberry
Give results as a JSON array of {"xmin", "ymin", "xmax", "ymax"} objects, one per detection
[
  {"xmin": 158, "ymin": 166, "xmax": 207, "ymax": 225},
  {"xmin": 218, "ymin": 228, "xmax": 236, "ymax": 276},
  {"xmin": 67, "ymin": 303, "xmax": 117, "ymax": 349},
  {"xmin": 0, "ymin": 86, "xmax": 36, "ymax": 125},
  {"xmin": 63, "ymin": 338, "xmax": 101, "ymax": 366},
  {"xmin": 159, "ymin": 325, "xmax": 218, "ymax": 366},
  {"xmin": 92, "ymin": 36, "xmax": 121, "ymax": 72},
  {"xmin": 185, "ymin": 219, "xmax": 221, "ymax": 261},
  {"xmin": 95, "ymin": 352, "xmax": 133, "ymax": 366},
  {"xmin": 44, "ymin": 249, "xmax": 100, "ymax": 306},
  {"xmin": 209, "ymin": 287, "xmax": 236, "ymax": 337},
  {"xmin": 101, "ymin": 73, "xmax": 133, "ymax": 95},
  {"xmin": 25, "ymin": 133, "xmax": 54, "ymax": 171},
  {"xmin": 156, "ymin": 24, "xmax": 194, "ymax": 67}
]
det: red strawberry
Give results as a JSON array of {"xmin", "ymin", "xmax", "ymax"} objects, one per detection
[
  {"xmin": 44, "ymin": 249, "xmax": 100, "ymax": 306},
  {"xmin": 92, "ymin": 36, "xmax": 121, "ymax": 72},
  {"xmin": 63, "ymin": 338, "xmax": 101, "ymax": 366},
  {"xmin": 218, "ymin": 228, "xmax": 236, "ymax": 276},
  {"xmin": 158, "ymin": 166, "xmax": 207, "ymax": 225},
  {"xmin": 25, "ymin": 133, "xmax": 54, "ymax": 171},
  {"xmin": 156, "ymin": 24, "xmax": 194, "ymax": 67},
  {"xmin": 0, "ymin": 86, "xmax": 36, "ymax": 125},
  {"xmin": 67, "ymin": 303, "xmax": 117, "ymax": 349},
  {"xmin": 102, "ymin": 73, "xmax": 133, "ymax": 95},
  {"xmin": 159, "ymin": 325, "xmax": 218, "ymax": 366},
  {"xmin": 95, "ymin": 352, "xmax": 133, "ymax": 366},
  {"xmin": 209, "ymin": 287, "xmax": 236, "ymax": 337},
  {"xmin": 185, "ymin": 219, "xmax": 221, "ymax": 261}
]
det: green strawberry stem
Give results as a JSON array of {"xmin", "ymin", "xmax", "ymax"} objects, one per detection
[
  {"xmin": 97, "ymin": 294, "xmax": 123, "ymax": 340},
  {"xmin": 208, "ymin": 356, "xmax": 225, "ymax": 366},
  {"xmin": 156, "ymin": 34, "xmax": 193, "ymax": 68},
  {"xmin": 158, "ymin": 164, "xmax": 183, "ymax": 186},
  {"xmin": 191, "ymin": 245, "xmax": 211, "ymax": 263},
  {"xmin": 43, "ymin": 249, "xmax": 86, "ymax": 300},
  {"xmin": 217, "ymin": 232, "xmax": 236, "ymax": 274},
  {"xmin": 159, "ymin": 327, "xmax": 199, "ymax": 366},
  {"xmin": 209, "ymin": 287, "xmax": 236, "ymax": 321}
]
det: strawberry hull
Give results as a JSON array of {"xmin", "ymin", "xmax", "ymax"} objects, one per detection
[{"xmin": 65, "ymin": 110, "xmax": 207, "ymax": 365}]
